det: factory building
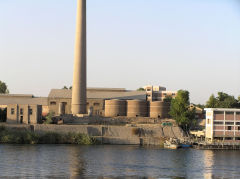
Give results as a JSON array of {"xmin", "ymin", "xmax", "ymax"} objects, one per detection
[
  {"xmin": 7, "ymin": 104, "xmax": 42, "ymax": 124},
  {"xmin": 205, "ymin": 108, "xmax": 240, "ymax": 142},
  {"xmin": 0, "ymin": 85, "xmax": 174, "ymax": 123},
  {"xmin": 48, "ymin": 88, "xmax": 146, "ymax": 116},
  {"xmin": 0, "ymin": 94, "xmax": 48, "ymax": 116}
]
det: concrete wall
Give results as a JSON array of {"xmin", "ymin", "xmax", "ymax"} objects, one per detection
[{"xmin": 2, "ymin": 124, "xmax": 185, "ymax": 145}]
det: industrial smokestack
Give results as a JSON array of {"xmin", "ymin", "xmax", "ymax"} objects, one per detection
[{"xmin": 72, "ymin": 0, "xmax": 87, "ymax": 115}]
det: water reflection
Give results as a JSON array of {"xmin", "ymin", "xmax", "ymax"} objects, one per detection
[
  {"xmin": 203, "ymin": 150, "xmax": 214, "ymax": 179},
  {"xmin": 1, "ymin": 145, "xmax": 240, "ymax": 178}
]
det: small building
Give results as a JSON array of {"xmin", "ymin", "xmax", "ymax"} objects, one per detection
[
  {"xmin": 205, "ymin": 108, "xmax": 240, "ymax": 142},
  {"xmin": 7, "ymin": 104, "xmax": 42, "ymax": 124},
  {"xmin": 0, "ymin": 94, "xmax": 48, "ymax": 116}
]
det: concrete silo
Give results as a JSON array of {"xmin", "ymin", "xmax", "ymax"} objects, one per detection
[
  {"xmin": 105, "ymin": 100, "xmax": 127, "ymax": 117},
  {"xmin": 149, "ymin": 101, "xmax": 170, "ymax": 118},
  {"xmin": 127, "ymin": 100, "xmax": 148, "ymax": 117}
]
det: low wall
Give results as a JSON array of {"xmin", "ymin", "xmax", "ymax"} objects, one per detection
[{"xmin": 1, "ymin": 124, "xmax": 185, "ymax": 145}]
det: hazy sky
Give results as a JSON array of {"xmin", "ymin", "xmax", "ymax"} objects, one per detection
[{"xmin": 0, "ymin": 0, "xmax": 239, "ymax": 104}]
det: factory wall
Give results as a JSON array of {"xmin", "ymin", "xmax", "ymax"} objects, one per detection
[{"xmin": 48, "ymin": 98, "xmax": 104, "ymax": 116}]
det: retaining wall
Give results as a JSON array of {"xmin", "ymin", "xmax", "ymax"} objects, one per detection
[{"xmin": 1, "ymin": 124, "xmax": 185, "ymax": 145}]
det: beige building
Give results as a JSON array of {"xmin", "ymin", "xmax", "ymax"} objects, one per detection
[
  {"xmin": 0, "ymin": 94, "xmax": 48, "ymax": 116},
  {"xmin": 144, "ymin": 85, "xmax": 177, "ymax": 101},
  {"xmin": 48, "ymin": 88, "xmax": 146, "ymax": 116},
  {"xmin": 7, "ymin": 104, "xmax": 42, "ymax": 124}
]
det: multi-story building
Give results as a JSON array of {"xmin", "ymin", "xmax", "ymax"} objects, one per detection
[
  {"xmin": 143, "ymin": 85, "xmax": 177, "ymax": 101},
  {"xmin": 205, "ymin": 108, "xmax": 240, "ymax": 142}
]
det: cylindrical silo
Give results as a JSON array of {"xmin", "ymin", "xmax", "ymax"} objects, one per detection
[
  {"xmin": 149, "ymin": 101, "xmax": 170, "ymax": 118},
  {"xmin": 105, "ymin": 100, "xmax": 126, "ymax": 117},
  {"xmin": 127, "ymin": 100, "xmax": 148, "ymax": 117}
]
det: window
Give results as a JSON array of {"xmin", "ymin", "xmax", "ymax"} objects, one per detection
[
  {"xmin": 227, "ymin": 126, "xmax": 232, "ymax": 130},
  {"xmin": 214, "ymin": 121, "xmax": 223, "ymax": 125},
  {"xmin": 207, "ymin": 119, "xmax": 210, "ymax": 124},
  {"xmin": 238, "ymin": 127, "xmax": 240, "ymax": 131},
  {"xmin": 94, "ymin": 103, "xmax": 100, "ymax": 106},
  {"xmin": 226, "ymin": 112, "xmax": 234, "ymax": 115},
  {"xmin": 236, "ymin": 122, "xmax": 240, "ymax": 125},
  {"xmin": 225, "ymin": 122, "xmax": 234, "ymax": 125},
  {"xmin": 50, "ymin": 101, "xmax": 56, "ymax": 105},
  {"xmin": 20, "ymin": 108, "xmax": 23, "ymax": 115},
  {"xmin": 29, "ymin": 108, "xmax": 33, "ymax": 115},
  {"xmin": 11, "ymin": 108, "xmax": 15, "ymax": 115}
]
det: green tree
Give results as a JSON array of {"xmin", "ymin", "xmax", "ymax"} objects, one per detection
[
  {"xmin": 206, "ymin": 92, "xmax": 239, "ymax": 108},
  {"xmin": 206, "ymin": 94, "xmax": 217, "ymax": 108},
  {"xmin": 137, "ymin": 87, "xmax": 145, "ymax": 91},
  {"xmin": 0, "ymin": 81, "xmax": 9, "ymax": 94},
  {"xmin": 163, "ymin": 95, "xmax": 172, "ymax": 103},
  {"xmin": 169, "ymin": 90, "xmax": 196, "ymax": 131}
]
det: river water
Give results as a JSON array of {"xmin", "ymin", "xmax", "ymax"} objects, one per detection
[{"xmin": 0, "ymin": 145, "xmax": 240, "ymax": 179}]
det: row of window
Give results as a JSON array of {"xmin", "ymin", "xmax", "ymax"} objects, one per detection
[
  {"xmin": 227, "ymin": 126, "xmax": 240, "ymax": 131},
  {"xmin": 214, "ymin": 121, "xmax": 240, "ymax": 125},
  {"xmin": 214, "ymin": 111, "xmax": 240, "ymax": 115},
  {"xmin": 215, "ymin": 126, "xmax": 240, "ymax": 131},
  {"xmin": 11, "ymin": 108, "xmax": 33, "ymax": 115}
]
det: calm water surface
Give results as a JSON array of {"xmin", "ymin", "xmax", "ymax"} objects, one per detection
[{"xmin": 0, "ymin": 145, "xmax": 240, "ymax": 179}]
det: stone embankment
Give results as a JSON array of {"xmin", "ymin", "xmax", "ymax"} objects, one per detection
[{"xmin": 2, "ymin": 123, "xmax": 185, "ymax": 146}]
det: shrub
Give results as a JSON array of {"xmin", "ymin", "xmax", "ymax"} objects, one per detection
[
  {"xmin": 0, "ymin": 126, "xmax": 97, "ymax": 145},
  {"xmin": 43, "ymin": 112, "xmax": 55, "ymax": 124}
]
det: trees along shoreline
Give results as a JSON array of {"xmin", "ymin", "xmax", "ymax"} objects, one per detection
[{"xmin": 169, "ymin": 90, "xmax": 196, "ymax": 132}]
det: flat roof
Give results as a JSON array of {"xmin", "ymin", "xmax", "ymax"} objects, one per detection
[
  {"xmin": 204, "ymin": 108, "xmax": 240, "ymax": 112},
  {"xmin": 0, "ymin": 94, "xmax": 33, "ymax": 98},
  {"xmin": 48, "ymin": 89, "xmax": 146, "ymax": 100},
  {"xmin": 0, "ymin": 97, "xmax": 48, "ymax": 105}
]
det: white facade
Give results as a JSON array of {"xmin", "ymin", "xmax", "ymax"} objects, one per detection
[{"xmin": 205, "ymin": 108, "xmax": 240, "ymax": 142}]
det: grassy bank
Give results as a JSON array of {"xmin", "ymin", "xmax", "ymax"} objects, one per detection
[{"xmin": 0, "ymin": 126, "xmax": 98, "ymax": 145}]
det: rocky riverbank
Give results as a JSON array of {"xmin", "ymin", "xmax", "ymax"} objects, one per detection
[{"xmin": 0, "ymin": 123, "xmax": 185, "ymax": 145}]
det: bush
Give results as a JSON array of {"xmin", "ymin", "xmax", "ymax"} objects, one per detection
[
  {"xmin": 43, "ymin": 112, "xmax": 55, "ymax": 124},
  {"xmin": 0, "ymin": 126, "xmax": 97, "ymax": 145}
]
